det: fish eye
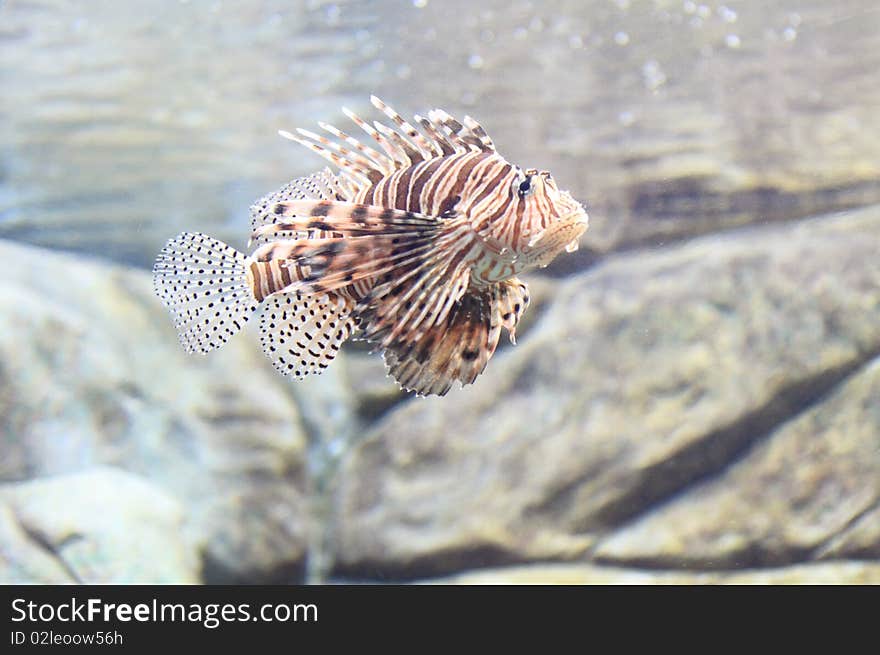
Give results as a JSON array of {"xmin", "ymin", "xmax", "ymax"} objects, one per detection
[{"xmin": 517, "ymin": 175, "xmax": 535, "ymax": 198}]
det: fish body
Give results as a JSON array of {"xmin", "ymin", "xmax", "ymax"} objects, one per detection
[{"xmin": 153, "ymin": 97, "xmax": 588, "ymax": 396}]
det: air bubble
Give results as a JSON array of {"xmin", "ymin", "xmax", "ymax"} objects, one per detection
[
  {"xmin": 642, "ymin": 60, "xmax": 667, "ymax": 91},
  {"xmin": 719, "ymin": 5, "xmax": 737, "ymax": 23}
]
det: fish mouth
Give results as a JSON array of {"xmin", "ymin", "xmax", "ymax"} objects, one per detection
[
  {"xmin": 561, "ymin": 209, "xmax": 589, "ymax": 253},
  {"xmin": 526, "ymin": 209, "xmax": 590, "ymax": 251},
  {"xmin": 568, "ymin": 208, "xmax": 590, "ymax": 230}
]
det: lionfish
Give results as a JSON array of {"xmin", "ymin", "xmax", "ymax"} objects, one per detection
[{"xmin": 153, "ymin": 97, "xmax": 588, "ymax": 396}]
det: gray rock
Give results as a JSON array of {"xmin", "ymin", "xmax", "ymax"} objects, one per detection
[
  {"xmin": 0, "ymin": 468, "xmax": 196, "ymax": 584},
  {"xmin": 817, "ymin": 504, "xmax": 880, "ymax": 560},
  {"xmin": 593, "ymin": 355, "xmax": 880, "ymax": 568},
  {"xmin": 0, "ymin": 239, "xmax": 314, "ymax": 582},
  {"xmin": 333, "ymin": 205, "xmax": 880, "ymax": 578},
  {"xmin": 0, "ymin": 504, "xmax": 74, "ymax": 584}
]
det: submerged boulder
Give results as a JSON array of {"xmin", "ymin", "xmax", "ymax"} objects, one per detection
[
  {"xmin": 0, "ymin": 240, "xmax": 328, "ymax": 582},
  {"xmin": 334, "ymin": 205, "xmax": 880, "ymax": 578},
  {"xmin": 0, "ymin": 468, "xmax": 196, "ymax": 584}
]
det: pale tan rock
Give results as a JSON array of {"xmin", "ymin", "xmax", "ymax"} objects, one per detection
[
  {"xmin": 429, "ymin": 561, "xmax": 880, "ymax": 585},
  {"xmin": 0, "ymin": 240, "xmax": 314, "ymax": 582},
  {"xmin": 593, "ymin": 357, "xmax": 880, "ymax": 568},
  {"xmin": 817, "ymin": 505, "xmax": 880, "ymax": 560},
  {"xmin": 0, "ymin": 468, "xmax": 197, "ymax": 584}
]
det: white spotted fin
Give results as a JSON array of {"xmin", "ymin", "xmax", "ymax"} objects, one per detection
[
  {"xmin": 152, "ymin": 228, "xmax": 359, "ymax": 379},
  {"xmin": 152, "ymin": 232, "xmax": 258, "ymax": 354},
  {"xmin": 257, "ymin": 290, "xmax": 356, "ymax": 378}
]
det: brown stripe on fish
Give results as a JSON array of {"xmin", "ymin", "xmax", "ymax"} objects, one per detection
[
  {"xmin": 406, "ymin": 156, "xmax": 446, "ymax": 210},
  {"xmin": 248, "ymin": 261, "xmax": 294, "ymax": 302},
  {"xmin": 426, "ymin": 151, "xmax": 491, "ymax": 217},
  {"xmin": 465, "ymin": 161, "xmax": 515, "ymax": 229},
  {"xmin": 249, "ymin": 261, "xmax": 268, "ymax": 302},
  {"xmin": 472, "ymin": 182, "xmax": 516, "ymax": 235},
  {"xmin": 310, "ymin": 202, "xmax": 333, "ymax": 217},
  {"xmin": 419, "ymin": 153, "xmax": 472, "ymax": 215},
  {"xmin": 393, "ymin": 163, "xmax": 417, "ymax": 210},
  {"xmin": 413, "ymin": 154, "xmax": 458, "ymax": 214},
  {"xmin": 504, "ymin": 195, "xmax": 526, "ymax": 248},
  {"xmin": 280, "ymin": 261, "xmax": 293, "ymax": 287}
]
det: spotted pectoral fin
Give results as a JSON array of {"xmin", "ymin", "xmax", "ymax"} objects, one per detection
[{"xmin": 256, "ymin": 290, "xmax": 356, "ymax": 378}]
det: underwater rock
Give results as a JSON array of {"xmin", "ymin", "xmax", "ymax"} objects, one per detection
[
  {"xmin": 426, "ymin": 561, "xmax": 880, "ymax": 585},
  {"xmin": 342, "ymin": 350, "xmax": 409, "ymax": 423},
  {"xmin": 817, "ymin": 505, "xmax": 880, "ymax": 560},
  {"xmin": 593, "ymin": 355, "xmax": 880, "ymax": 568},
  {"xmin": 0, "ymin": 468, "xmax": 196, "ymax": 583},
  {"xmin": 0, "ymin": 504, "xmax": 74, "ymax": 584},
  {"xmin": 333, "ymin": 205, "xmax": 880, "ymax": 578},
  {"xmin": 0, "ymin": 239, "xmax": 316, "ymax": 582}
]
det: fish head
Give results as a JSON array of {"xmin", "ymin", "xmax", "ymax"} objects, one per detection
[{"xmin": 513, "ymin": 168, "xmax": 589, "ymax": 267}]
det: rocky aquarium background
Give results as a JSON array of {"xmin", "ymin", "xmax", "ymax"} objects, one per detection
[{"xmin": 1, "ymin": 0, "xmax": 879, "ymax": 583}]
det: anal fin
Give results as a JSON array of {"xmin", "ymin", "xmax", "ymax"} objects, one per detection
[{"xmin": 257, "ymin": 290, "xmax": 356, "ymax": 378}]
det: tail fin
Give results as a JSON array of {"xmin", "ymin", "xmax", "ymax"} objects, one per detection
[{"xmin": 152, "ymin": 232, "xmax": 258, "ymax": 354}]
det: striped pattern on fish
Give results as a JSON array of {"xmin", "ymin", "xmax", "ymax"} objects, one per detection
[{"xmin": 153, "ymin": 96, "xmax": 588, "ymax": 396}]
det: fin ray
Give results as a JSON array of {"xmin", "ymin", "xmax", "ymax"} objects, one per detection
[
  {"xmin": 381, "ymin": 278, "xmax": 530, "ymax": 396},
  {"xmin": 249, "ymin": 169, "xmax": 349, "ymax": 245}
]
